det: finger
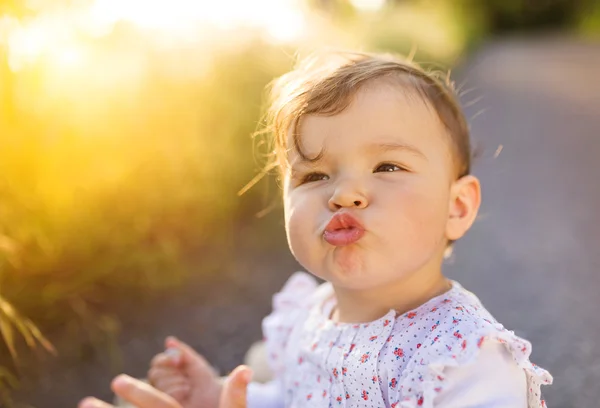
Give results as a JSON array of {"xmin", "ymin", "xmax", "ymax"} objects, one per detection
[
  {"xmin": 152, "ymin": 376, "xmax": 190, "ymax": 396},
  {"xmin": 78, "ymin": 397, "xmax": 115, "ymax": 408},
  {"xmin": 153, "ymin": 376, "xmax": 189, "ymax": 391},
  {"xmin": 161, "ymin": 385, "xmax": 190, "ymax": 402},
  {"xmin": 111, "ymin": 374, "xmax": 180, "ymax": 408},
  {"xmin": 219, "ymin": 365, "xmax": 252, "ymax": 408},
  {"xmin": 164, "ymin": 337, "xmax": 201, "ymax": 364},
  {"xmin": 151, "ymin": 352, "xmax": 180, "ymax": 368},
  {"xmin": 148, "ymin": 366, "xmax": 184, "ymax": 385},
  {"xmin": 165, "ymin": 337, "xmax": 216, "ymax": 376}
]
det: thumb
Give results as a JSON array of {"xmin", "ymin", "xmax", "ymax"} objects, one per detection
[{"xmin": 219, "ymin": 366, "xmax": 252, "ymax": 408}]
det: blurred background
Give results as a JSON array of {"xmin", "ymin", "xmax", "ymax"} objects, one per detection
[{"xmin": 0, "ymin": 0, "xmax": 599, "ymax": 407}]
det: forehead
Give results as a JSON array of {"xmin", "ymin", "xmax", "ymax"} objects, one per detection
[{"xmin": 288, "ymin": 83, "xmax": 453, "ymax": 164}]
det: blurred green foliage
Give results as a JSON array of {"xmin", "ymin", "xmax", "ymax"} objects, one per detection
[
  {"xmin": 0, "ymin": 43, "xmax": 284, "ymax": 317},
  {"xmin": 0, "ymin": 28, "xmax": 294, "ymax": 400},
  {"xmin": 0, "ymin": 293, "xmax": 54, "ymax": 406},
  {"xmin": 579, "ymin": 1, "xmax": 600, "ymax": 37},
  {"xmin": 480, "ymin": 0, "xmax": 597, "ymax": 33}
]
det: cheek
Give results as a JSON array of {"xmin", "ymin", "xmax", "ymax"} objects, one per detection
[
  {"xmin": 383, "ymin": 182, "xmax": 449, "ymax": 241},
  {"xmin": 284, "ymin": 191, "xmax": 317, "ymax": 258},
  {"xmin": 284, "ymin": 191, "xmax": 305, "ymax": 232}
]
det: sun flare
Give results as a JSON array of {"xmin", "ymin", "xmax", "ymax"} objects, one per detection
[{"xmin": 2, "ymin": 0, "xmax": 307, "ymax": 72}]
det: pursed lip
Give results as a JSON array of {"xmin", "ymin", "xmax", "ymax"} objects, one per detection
[{"xmin": 323, "ymin": 212, "xmax": 365, "ymax": 246}]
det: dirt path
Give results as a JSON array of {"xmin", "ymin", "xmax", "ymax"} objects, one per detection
[{"xmin": 450, "ymin": 36, "xmax": 600, "ymax": 407}]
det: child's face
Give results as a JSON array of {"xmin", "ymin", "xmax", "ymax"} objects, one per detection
[{"xmin": 283, "ymin": 82, "xmax": 471, "ymax": 291}]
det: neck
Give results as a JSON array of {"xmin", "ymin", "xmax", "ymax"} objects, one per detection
[{"xmin": 330, "ymin": 266, "xmax": 451, "ymax": 324}]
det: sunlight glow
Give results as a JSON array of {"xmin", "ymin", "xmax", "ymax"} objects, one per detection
[
  {"xmin": 51, "ymin": 45, "xmax": 85, "ymax": 69},
  {"xmin": 350, "ymin": 0, "xmax": 387, "ymax": 12},
  {"xmin": 2, "ymin": 0, "xmax": 307, "ymax": 72},
  {"xmin": 6, "ymin": 19, "xmax": 49, "ymax": 70},
  {"xmin": 89, "ymin": 0, "xmax": 307, "ymax": 41}
]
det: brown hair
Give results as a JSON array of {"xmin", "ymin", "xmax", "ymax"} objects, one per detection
[{"xmin": 239, "ymin": 50, "xmax": 471, "ymax": 196}]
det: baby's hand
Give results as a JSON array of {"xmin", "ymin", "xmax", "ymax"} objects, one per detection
[
  {"xmin": 148, "ymin": 347, "xmax": 190, "ymax": 402},
  {"xmin": 148, "ymin": 337, "xmax": 222, "ymax": 408},
  {"xmin": 78, "ymin": 366, "xmax": 252, "ymax": 408}
]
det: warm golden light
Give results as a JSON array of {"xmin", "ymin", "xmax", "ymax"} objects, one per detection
[
  {"xmin": 350, "ymin": 0, "xmax": 387, "ymax": 12},
  {"xmin": 2, "ymin": 0, "xmax": 307, "ymax": 72},
  {"xmin": 90, "ymin": 0, "xmax": 305, "ymax": 40}
]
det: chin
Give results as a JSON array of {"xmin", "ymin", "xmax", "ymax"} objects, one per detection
[
  {"xmin": 328, "ymin": 273, "xmax": 386, "ymax": 291},
  {"xmin": 328, "ymin": 245, "xmax": 366, "ymax": 270},
  {"xmin": 318, "ymin": 258, "xmax": 377, "ymax": 289}
]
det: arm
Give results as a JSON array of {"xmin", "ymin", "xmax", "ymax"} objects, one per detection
[{"xmin": 434, "ymin": 341, "xmax": 528, "ymax": 407}]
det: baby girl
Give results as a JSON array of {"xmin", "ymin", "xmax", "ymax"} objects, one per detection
[{"xmin": 82, "ymin": 50, "xmax": 552, "ymax": 408}]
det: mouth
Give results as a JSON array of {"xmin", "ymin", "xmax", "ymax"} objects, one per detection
[{"xmin": 323, "ymin": 213, "xmax": 365, "ymax": 247}]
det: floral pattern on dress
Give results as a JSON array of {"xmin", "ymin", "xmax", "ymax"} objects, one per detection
[{"xmin": 262, "ymin": 272, "xmax": 552, "ymax": 408}]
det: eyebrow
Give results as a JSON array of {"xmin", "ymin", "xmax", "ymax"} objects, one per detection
[
  {"xmin": 289, "ymin": 140, "xmax": 426, "ymax": 167},
  {"xmin": 370, "ymin": 141, "xmax": 427, "ymax": 159}
]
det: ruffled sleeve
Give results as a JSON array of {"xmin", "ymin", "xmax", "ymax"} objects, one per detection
[
  {"xmin": 261, "ymin": 271, "xmax": 319, "ymax": 378},
  {"xmin": 393, "ymin": 322, "xmax": 553, "ymax": 408},
  {"xmin": 433, "ymin": 341, "xmax": 528, "ymax": 407}
]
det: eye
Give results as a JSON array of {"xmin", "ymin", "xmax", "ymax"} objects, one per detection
[
  {"xmin": 302, "ymin": 172, "xmax": 329, "ymax": 184},
  {"xmin": 374, "ymin": 162, "xmax": 404, "ymax": 173}
]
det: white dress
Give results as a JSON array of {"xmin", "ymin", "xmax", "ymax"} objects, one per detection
[{"xmin": 247, "ymin": 272, "xmax": 552, "ymax": 408}]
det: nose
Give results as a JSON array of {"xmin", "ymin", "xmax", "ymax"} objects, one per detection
[{"xmin": 328, "ymin": 179, "xmax": 369, "ymax": 211}]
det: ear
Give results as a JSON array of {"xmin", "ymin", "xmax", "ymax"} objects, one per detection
[{"xmin": 446, "ymin": 175, "xmax": 481, "ymax": 241}]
